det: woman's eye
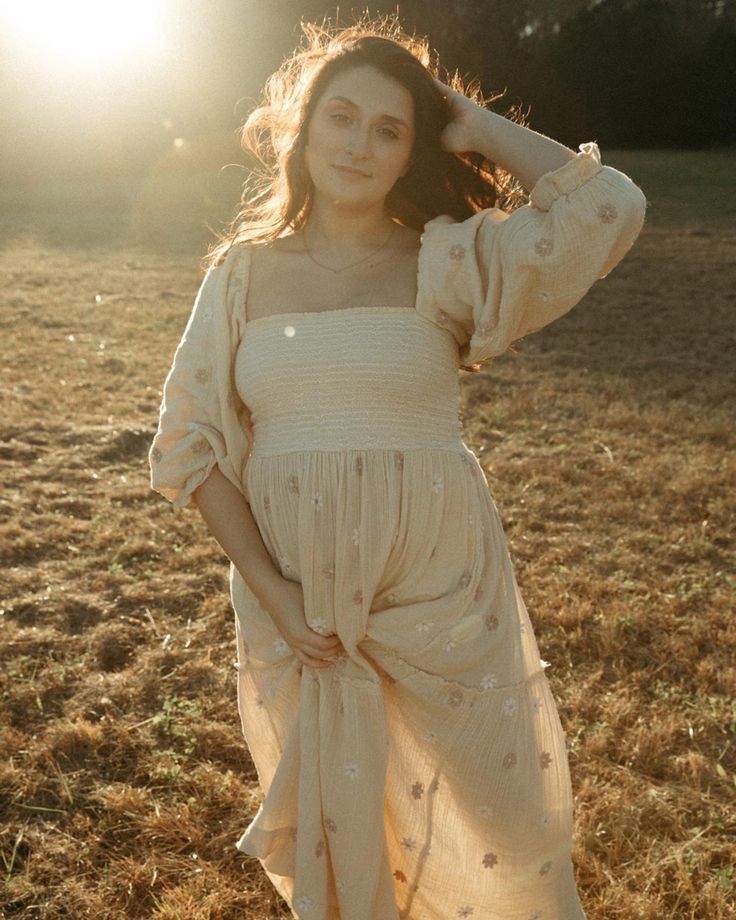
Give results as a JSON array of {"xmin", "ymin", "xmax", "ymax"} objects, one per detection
[
  {"xmin": 379, "ymin": 127, "xmax": 399, "ymax": 139},
  {"xmin": 330, "ymin": 112, "xmax": 350, "ymax": 123}
]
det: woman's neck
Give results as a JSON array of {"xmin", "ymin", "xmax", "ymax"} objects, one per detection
[{"xmin": 303, "ymin": 196, "xmax": 395, "ymax": 250}]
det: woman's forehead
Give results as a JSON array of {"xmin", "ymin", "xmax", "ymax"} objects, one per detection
[{"xmin": 318, "ymin": 65, "xmax": 414, "ymax": 120}]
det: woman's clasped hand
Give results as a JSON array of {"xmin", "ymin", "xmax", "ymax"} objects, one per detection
[{"xmin": 265, "ymin": 577, "xmax": 344, "ymax": 669}]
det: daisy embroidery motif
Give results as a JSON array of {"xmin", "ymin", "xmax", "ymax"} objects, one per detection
[
  {"xmin": 431, "ymin": 473, "xmax": 444, "ymax": 493},
  {"xmin": 294, "ymin": 895, "xmax": 314, "ymax": 912},
  {"xmin": 598, "ymin": 202, "xmax": 618, "ymax": 223},
  {"xmin": 344, "ymin": 762, "xmax": 360, "ymax": 780},
  {"xmin": 351, "ymin": 528, "xmax": 360, "ymax": 546},
  {"xmin": 457, "ymin": 907, "xmax": 474, "ymax": 918},
  {"xmin": 411, "ymin": 781, "xmax": 424, "ymax": 799},
  {"xmin": 312, "ymin": 492, "xmax": 323, "ymax": 510},
  {"xmin": 502, "ymin": 697, "xmax": 518, "ymax": 717},
  {"xmin": 482, "ymin": 852, "xmax": 498, "ymax": 868},
  {"xmin": 480, "ymin": 673, "xmax": 498, "ymax": 690},
  {"xmin": 401, "ymin": 837, "xmax": 416, "ymax": 851}
]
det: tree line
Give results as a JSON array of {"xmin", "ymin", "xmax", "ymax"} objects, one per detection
[{"xmin": 357, "ymin": 0, "xmax": 736, "ymax": 148}]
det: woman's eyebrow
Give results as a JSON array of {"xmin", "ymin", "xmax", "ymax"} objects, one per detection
[{"xmin": 327, "ymin": 95, "xmax": 409, "ymax": 128}]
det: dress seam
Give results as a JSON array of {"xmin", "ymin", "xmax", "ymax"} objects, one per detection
[{"xmin": 247, "ymin": 444, "xmax": 474, "ymax": 460}]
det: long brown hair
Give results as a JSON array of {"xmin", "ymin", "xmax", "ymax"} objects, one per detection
[
  {"xmin": 205, "ymin": 14, "xmax": 527, "ymax": 269},
  {"xmin": 206, "ymin": 15, "xmax": 529, "ymax": 372}
]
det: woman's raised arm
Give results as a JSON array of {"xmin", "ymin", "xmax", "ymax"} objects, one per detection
[{"xmin": 437, "ymin": 79, "xmax": 577, "ymax": 191}]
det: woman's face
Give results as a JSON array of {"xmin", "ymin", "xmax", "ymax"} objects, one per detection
[{"xmin": 304, "ymin": 64, "xmax": 415, "ymax": 211}]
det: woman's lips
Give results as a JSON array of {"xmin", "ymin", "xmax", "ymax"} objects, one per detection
[{"xmin": 332, "ymin": 164, "xmax": 369, "ymax": 178}]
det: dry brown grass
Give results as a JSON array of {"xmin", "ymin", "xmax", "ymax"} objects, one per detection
[{"xmin": 1, "ymin": 152, "xmax": 735, "ymax": 918}]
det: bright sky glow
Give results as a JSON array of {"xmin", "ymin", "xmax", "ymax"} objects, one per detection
[{"xmin": 0, "ymin": 0, "xmax": 163, "ymax": 67}]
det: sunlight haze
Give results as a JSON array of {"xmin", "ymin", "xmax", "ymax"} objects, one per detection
[{"xmin": 0, "ymin": 0, "xmax": 164, "ymax": 67}]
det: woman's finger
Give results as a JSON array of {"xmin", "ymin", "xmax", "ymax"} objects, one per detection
[
  {"xmin": 304, "ymin": 638, "xmax": 343, "ymax": 660},
  {"xmin": 306, "ymin": 630, "xmax": 343, "ymax": 650},
  {"xmin": 296, "ymin": 649, "xmax": 336, "ymax": 669}
]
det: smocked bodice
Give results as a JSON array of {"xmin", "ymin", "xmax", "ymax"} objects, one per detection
[{"xmin": 234, "ymin": 306, "xmax": 465, "ymax": 457}]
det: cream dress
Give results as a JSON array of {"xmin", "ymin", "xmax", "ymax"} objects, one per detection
[{"xmin": 149, "ymin": 142, "xmax": 646, "ymax": 920}]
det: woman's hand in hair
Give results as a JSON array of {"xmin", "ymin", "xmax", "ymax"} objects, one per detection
[{"xmin": 435, "ymin": 79, "xmax": 486, "ymax": 154}]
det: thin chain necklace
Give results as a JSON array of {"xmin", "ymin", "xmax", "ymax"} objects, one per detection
[{"xmin": 302, "ymin": 221, "xmax": 396, "ymax": 274}]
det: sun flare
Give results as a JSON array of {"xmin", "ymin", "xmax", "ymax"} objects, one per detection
[{"xmin": 1, "ymin": 0, "xmax": 163, "ymax": 67}]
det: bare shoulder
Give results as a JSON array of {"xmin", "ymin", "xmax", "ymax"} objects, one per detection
[
  {"xmin": 247, "ymin": 233, "xmax": 303, "ymax": 269},
  {"xmin": 245, "ymin": 234, "xmax": 307, "ymax": 287},
  {"xmin": 244, "ymin": 235, "xmax": 310, "ymax": 319}
]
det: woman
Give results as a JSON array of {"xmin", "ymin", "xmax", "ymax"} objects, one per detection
[{"xmin": 148, "ymin": 18, "xmax": 646, "ymax": 920}]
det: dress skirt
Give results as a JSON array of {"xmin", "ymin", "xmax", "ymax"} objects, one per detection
[{"xmin": 229, "ymin": 310, "xmax": 588, "ymax": 920}]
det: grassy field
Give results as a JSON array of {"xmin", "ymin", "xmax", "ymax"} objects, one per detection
[{"xmin": 1, "ymin": 148, "xmax": 734, "ymax": 919}]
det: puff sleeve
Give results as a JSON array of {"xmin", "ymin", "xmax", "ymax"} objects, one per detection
[
  {"xmin": 148, "ymin": 245, "xmax": 253, "ymax": 509},
  {"xmin": 416, "ymin": 141, "xmax": 648, "ymax": 367}
]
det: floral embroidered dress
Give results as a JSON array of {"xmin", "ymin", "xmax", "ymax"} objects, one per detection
[{"xmin": 149, "ymin": 142, "xmax": 647, "ymax": 920}]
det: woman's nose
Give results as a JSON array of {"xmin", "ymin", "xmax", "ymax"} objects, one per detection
[{"xmin": 346, "ymin": 128, "xmax": 370, "ymax": 158}]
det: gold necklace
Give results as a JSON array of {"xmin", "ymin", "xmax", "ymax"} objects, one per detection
[{"xmin": 302, "ymin": 222, "xmax": 396, "ymax": 274}]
